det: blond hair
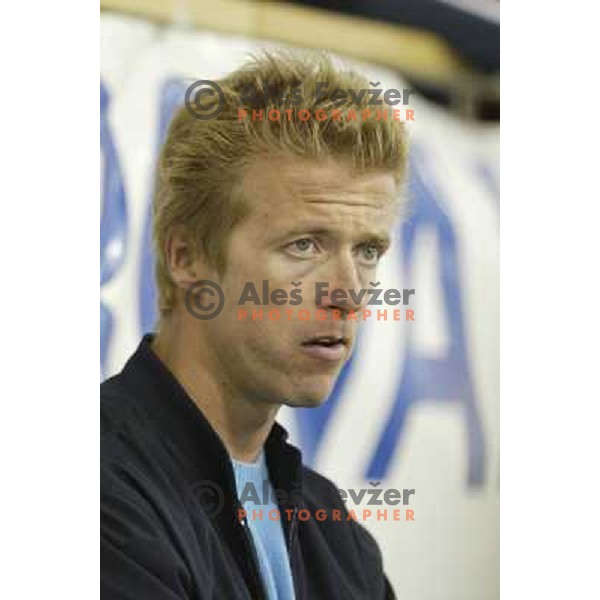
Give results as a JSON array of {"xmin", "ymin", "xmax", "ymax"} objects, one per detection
[{"xmin": 154, "ymin": 50, "xmax": 409, "ymax": 317}]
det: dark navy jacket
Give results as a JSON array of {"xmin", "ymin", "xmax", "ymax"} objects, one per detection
[{"xmin": 101, "ymin": 336, "xmax": 395, "ymax": 599}]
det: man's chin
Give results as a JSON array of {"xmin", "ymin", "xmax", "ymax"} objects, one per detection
[
  {"xmin": 282, "ymin": 393, "xmax": 331, "ymax": 409},
  {"xmin": 269, "ymin": 372, "xmax": 340, "ymax": 408}
]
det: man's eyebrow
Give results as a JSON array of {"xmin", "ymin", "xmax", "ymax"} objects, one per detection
[
  {"xmin": 353, "ymin": 233, "xmax": 392, "ymax": 254},
  {"xmin": 277, "ymin": 227, "xmax": 331, "ymax": 239},
  {"xmin": 360, "ymin": 233, "xmax": 391, "ymax": 247}
]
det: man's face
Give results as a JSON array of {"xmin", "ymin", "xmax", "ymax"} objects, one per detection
[{"xmin": 201, "ymin": 155, "xmax": 398, "ymax": 407}]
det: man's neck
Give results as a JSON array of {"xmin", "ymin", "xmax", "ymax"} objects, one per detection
[{"xmin": 151, "ymin": 320, "xmax": 279, "ymax": 463}]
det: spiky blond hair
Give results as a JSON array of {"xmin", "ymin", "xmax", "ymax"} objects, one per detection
[{"xmin": 154, "ymin": 50, "xmax": 409, "ymax": 317}]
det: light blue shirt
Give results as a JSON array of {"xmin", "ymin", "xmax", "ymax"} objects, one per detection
[{"xmin": 231, "ymin": 451, "xmax": 296, "ymax": 600}]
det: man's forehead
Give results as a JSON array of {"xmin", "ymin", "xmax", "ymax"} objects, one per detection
[{"xmin": 240, "ymin": 155, "xmax": 398, "ymax": 212}]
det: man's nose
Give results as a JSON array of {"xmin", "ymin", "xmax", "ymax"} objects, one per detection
[{"xmin": 315, "ymin": 254, "xmax": 366, "ymax": 313}]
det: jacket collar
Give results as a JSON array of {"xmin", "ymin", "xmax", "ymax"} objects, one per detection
[{"xmin": 119, "ymin": 334, "xmax": 303, "ymax": 510}]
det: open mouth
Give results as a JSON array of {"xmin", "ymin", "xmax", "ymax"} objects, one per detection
[{"xmin": 301, "ymin": 335, "xmax": 349, "ymax": 362}]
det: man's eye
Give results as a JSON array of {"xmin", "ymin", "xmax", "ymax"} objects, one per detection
[
  {"xmin": 360, "ymin": 243, "xmax": 384, "ymax": 264},
  {"xmin": 287, "ymin": 238, "xmax": 317, "ymax": 255}
]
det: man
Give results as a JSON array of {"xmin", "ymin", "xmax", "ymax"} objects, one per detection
[{"xmin": 101, "ymin": 51, "xmax": 408, "ymax": 599}]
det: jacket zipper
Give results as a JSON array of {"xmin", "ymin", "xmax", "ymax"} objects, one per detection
[
  {"xmin": 287, "ymin": 506, "xmax": 299, "ymax": 553},
  {"xmin": 239, "ymin": 504, "xmax": 267, "ymax": 600},
  {"xmin": 287, "ymin": 506, "xmax": 299, "ymax": 599}
]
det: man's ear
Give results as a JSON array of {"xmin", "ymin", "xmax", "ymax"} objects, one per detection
[{"xmin": 164, "ymin": 226, "xmax": 204, "ymax": 289}]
